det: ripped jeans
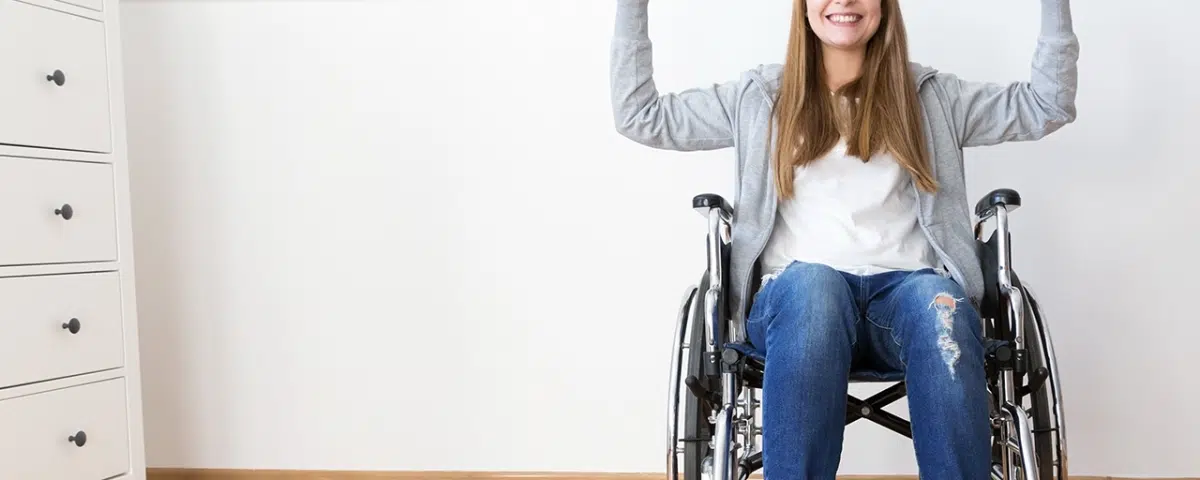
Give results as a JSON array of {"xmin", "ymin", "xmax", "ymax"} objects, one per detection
[{"xmin": 746, "ymin": 261, "xmax": 991, "ymax": 480}]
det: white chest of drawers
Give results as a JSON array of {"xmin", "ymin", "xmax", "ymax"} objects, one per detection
[{"xmin": 0, "ymin": 0, "xmax": 146, "ymax": 478}]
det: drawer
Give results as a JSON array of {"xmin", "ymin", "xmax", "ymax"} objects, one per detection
[
  {"xmin": 0, "ymin": 156, "xmax": 118, "ymax": 266},
  {"xmin": 0, "ymin": 0, "xmax": 111, "ymax": 153},
  {"xmin": 0, "ymin": 272, "xmax": 125, "ymax": 389},
  {"xmin": 0, "ymin": 378, "xmax": 130, "ymax": 479}
]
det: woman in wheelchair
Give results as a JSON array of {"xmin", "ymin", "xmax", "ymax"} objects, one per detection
[{"xmin": 610, "ymin": 0, "xmax": 1078, "ymax": 479}]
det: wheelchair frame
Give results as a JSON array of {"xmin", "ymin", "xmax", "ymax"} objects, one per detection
[{"xmin": 667, "ymin": 189, "xmax": 1069, "ymax": 480}]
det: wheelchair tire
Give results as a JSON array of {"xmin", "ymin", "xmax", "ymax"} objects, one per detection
[
  {"xmin": 670, "ymin": 279, "xmax": 716, "ymax": 480},
  {"xmin": 685, "ymin": 278, "xmax": 718, "ymax": 480},
  {"xmin": 1021, "ymin": 284, "xmax": 1068, "ymax": 480},
  {"xmin": 983, "ymin": 277, "xmax": 1067, "ymax": 480}
]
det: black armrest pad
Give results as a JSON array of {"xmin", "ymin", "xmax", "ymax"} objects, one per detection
[
  {"xmin": 975, "ymin": 188, "xmax": 1022, "ymax": 217},
  {"xmin": 693, "ymin": 193, "xmax": 733, "ymax": 216}
]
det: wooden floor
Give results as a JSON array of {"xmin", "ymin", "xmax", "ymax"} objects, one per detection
[
  {"xmin": 147, "ymin": 473, "xmax": 672, "ymax": 480},
  {"xmin": 144, "ymin": 470, "xmax": 1186, "ymax": 480}
]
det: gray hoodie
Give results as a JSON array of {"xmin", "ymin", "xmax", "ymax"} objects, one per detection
[{"xmin": 609, "ymin": 0, "xmax": 1079, "ymax": 324}]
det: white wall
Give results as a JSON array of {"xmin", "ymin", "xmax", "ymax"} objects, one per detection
[{"xmin": 121, "ymin": 0, "xmax": 1200, "ymax": 476}]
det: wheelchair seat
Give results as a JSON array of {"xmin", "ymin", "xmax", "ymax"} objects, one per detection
[{"xmin": 721, "ymin": 342, "xmax": 907, "ymax": 385}]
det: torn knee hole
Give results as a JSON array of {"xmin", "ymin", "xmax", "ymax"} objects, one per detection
[
  {"xmin": 930, "ymin": 292, "xmax": 962, "ymax": 377},
  {"xmin": 932, "ymin": 293, "xmax": 958, "ymax": 311}
]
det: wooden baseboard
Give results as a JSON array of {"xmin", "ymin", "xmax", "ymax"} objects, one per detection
[
  {"xmin": 144, "ymin": 471, "xmax": 953, "ymax": 480},
  {"xmin": 143, "ymin": 472, "xmax": 940, "ymax": 480},
  {"xmin": 145, "ymin": 471, "xmax": 673, "ymax": 480},
  {"xmin": 145, "ymin": 470, "xmax": 1178, "ymax": 480}
]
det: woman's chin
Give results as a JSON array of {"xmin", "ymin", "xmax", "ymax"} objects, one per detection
[{"xmin": 821, "ymin": 38, "xmax": 868, "ymax": 52}]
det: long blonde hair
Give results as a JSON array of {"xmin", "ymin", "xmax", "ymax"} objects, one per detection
[{"xmin": 771, "ymin": 0, "xmax": 936, "ymax": 199}]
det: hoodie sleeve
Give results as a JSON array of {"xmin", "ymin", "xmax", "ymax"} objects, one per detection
[
  {"xmin": 610, "ymin": 0, "xmax": 741, "ymax": 151},
  {"xmin": 940, "ymin": 0, "xmax": 1079, "ymax": 148}
]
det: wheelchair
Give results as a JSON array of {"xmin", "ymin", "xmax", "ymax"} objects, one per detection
[{"xmin": 666, "ymin": 189, "xmax": 1068, "ymax": 480}]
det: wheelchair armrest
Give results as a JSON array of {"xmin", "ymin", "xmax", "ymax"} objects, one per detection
[
  {"xmin": 693, "ymin": 193, "xmax": 733, "ymax": 217},
  {"xmin": 974, "ymin": 188, "xmax": 1022, "ymax": 218}
]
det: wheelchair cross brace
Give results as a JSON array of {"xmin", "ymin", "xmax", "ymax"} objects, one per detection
[
  {"xmin": 719, "ymin": 348, "xmax": 917, "ymax": 480},
  {"xmin": 846, "ymin": 383, "xmax": 912, "ymax": 437}
]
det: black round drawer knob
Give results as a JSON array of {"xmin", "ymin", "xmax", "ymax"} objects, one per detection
[
  {"xmin": 55, "ymin": 204, "xmax": 73, "ymax": 220},
  {"xmin": 68, "ymin": 431, "xmax": 87, "ymax": 447},
  {"xmin": 62, "ymin": 318, "xmax": 81, "ymax": 334},
  {"xmin": 46, "ymin": 69, "xmax": 65, "ymax": 86}
]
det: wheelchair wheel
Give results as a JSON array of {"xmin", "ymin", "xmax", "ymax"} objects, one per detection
[
  {"xmin": 988, "ymin": 281, "xmax": 1068, "ymax": 480},
  {"xmin": 1021, "ymin": 283, "xmax": 1069, "ymax": 480},
  {"xmin": 667, "ymin": 281, "xmax": 716, "ymax": 480}
]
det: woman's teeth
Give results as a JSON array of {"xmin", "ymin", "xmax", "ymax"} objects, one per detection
[{"xmin": 828, "ymin": 14, "xmax": 862, "ymax": 25}]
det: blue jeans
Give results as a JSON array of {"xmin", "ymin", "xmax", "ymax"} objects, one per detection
[{"xmin": 746, "ymin": 261, "xmax": 991, "ymax": 479}]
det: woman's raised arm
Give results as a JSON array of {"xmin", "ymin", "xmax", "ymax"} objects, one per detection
[
  {"xmin": 941, "ymin": 0, "xmax": 1080, "ymax": 148},
  {"xmin": 610, "ymin": 0, "xmax": 743, "ymax": 152}
]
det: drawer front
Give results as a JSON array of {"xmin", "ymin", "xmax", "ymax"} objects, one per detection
[
  {"xmin": 0, "ymin": 272, "xmax": 125, "ymax": 389},
  {"xmin": 0, "ymin": 157, "xmax": 118, "ymax": 266},
  {"xmin": 0, "ymin": 378, "xmax": 130, "ymax": 479},
  {"xmin": 0, "ymin": 0, "xmax": 111, "ymax": 153}
]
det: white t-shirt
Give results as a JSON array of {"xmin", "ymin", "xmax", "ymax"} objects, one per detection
[{"xmin": 760, "ymin": 139, "xmax": 939, "ymax": 279}]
